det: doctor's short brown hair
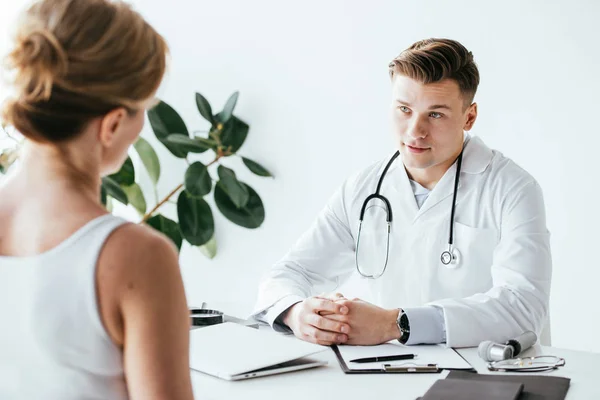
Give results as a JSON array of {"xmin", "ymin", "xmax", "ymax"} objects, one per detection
[{"xmin": 389, "ymin": 38, "xmax": 480, "ymax": 108}]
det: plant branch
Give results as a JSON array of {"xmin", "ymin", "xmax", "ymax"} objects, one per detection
[
  {"xmin": 140, "ymin": 156, "xmax": 223, "ymax": 223},
  {"xmin": 1, "ymin": 126, "xmax": 21, "ymax": 145},
  {"xmin": 141, "ymin": 183, "xmax": 183, "ymax": 223}
]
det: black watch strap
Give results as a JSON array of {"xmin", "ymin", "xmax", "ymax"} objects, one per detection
[{"xmin": 397, "ymin": 309, "xmax": 410, "ymax": 344}]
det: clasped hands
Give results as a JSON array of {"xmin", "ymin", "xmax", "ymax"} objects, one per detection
[{"xmin": 282, "ymin": 292, "xmax": 401, "ymax": 346}]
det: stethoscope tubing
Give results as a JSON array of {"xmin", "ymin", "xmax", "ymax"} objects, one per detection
[{"xmin": 356, "ymin": 148, "xmax": 464, "ymax": 278}]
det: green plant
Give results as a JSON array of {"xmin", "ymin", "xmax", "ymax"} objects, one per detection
[
  {"xmin": 0, "ymin": 125, "xmax": 21, "ymax": 173},
  {"xmin": 1, "ymin": 92, "xmax": 273, "ymax": 259}
]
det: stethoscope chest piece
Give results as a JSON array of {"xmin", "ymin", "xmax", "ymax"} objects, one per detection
[{"xmin": 440, "ymin": 246, "xmax": 461, "ymax": 269}]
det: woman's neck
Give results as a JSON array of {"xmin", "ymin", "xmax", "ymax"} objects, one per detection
[{"xmin": 16, "ymin": 140, "xmax": 102, "ymax": 204}]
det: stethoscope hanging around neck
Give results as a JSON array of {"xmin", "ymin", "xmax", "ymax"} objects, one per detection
[
  {"xmin": 354, "ymin": 151, "xmax": 400, "ymax": 279},
  {"xmin": 440, "ymin": 151, "xmax": 463, "ymax": 268},
  {"xmin": 355, "ymin": 149, "xmax": 465, "ymax": 279}
]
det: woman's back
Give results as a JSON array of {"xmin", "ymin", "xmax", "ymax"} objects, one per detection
[
  {"xmin": 0, "ymin": 215, "xmax": 129, "ymax": 399},
  {"xmin": 0, "ymin": 0, "xmax": 194, "ymax": 398}
]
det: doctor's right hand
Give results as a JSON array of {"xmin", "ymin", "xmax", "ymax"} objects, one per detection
[{"xmin": 282, "ymin": 296, "xmax": 350, "ymax": 346}]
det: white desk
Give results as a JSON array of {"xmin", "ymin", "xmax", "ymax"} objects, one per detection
[{"xmin": 190, "ymin": 341, "xmax": 600, "ymax": 399}]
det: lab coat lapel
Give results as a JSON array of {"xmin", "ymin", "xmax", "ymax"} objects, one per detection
[
  {"xmin": 414, "ymin": 162, "xmax": 460, "ymax": 221},
  {"xmin": 385, "ymin": 161, "xmax": 419, "ymax": 222},
  {"xmin": 413, "ymin": 135, "xmax": 493, "ymax": 221}
]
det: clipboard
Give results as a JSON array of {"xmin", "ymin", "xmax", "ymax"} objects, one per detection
[
  {"xmin": 331, "ymin": 345, "xmax": 440, "ymax": 374},
  {"xmin": 331, "ymin": 344, "xmax": 475, "ymax": 374}
]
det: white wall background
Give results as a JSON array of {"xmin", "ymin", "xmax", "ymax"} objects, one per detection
[{"xmin": 2, "ymin": 0, "xmax": 600, "ymax": 353}]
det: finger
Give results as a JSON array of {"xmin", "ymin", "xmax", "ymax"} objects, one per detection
[
  {"xmin": 336, "ymin": 299, "xmax": 352, "ymax": 310},
  {"xmin": 315, "ymin": 296, "xmax": 347, "ymax": 315},
  {"xmin": 310, "ymin": 298, "xmax": 349, "ymax": 315},
  {"xmin": 317, "ymin": 309, "xmax": 334, "ymax": 316},
  {"xmin": 321, "ymin": 312, "xmax": 349, "ymax": 323},
  {"xmin": 309, "ymin": 314, "xmax": 350, "ymax": 334},
  {"xmin": 304, "ymin": 325, "xmax": 347, "ymax": 345},
  {"xmin": 315, "ymin": 292, "xmax": 347, "ymax": 301},
  {"xmin": 317, "ymin": 304, "xmax": 344, "ymax": 316}
]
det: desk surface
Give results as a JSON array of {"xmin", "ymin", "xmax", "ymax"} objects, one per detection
[{"xmin": 190, "ymin": 340, "xmax": 600, "ymax": 400}]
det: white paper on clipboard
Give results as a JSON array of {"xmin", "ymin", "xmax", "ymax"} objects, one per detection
[{"xmin": 337, "ymin": 341, "xmax": 472, "ymax": 370}]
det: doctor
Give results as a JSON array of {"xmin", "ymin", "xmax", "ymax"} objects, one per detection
[{"xmin": 252, "ymin": 38, "xmax": 551, "ymax": 348}]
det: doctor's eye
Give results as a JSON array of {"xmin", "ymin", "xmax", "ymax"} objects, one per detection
[
  {"xmin": 398, "ymin": 106, "xmax": 410, "ymax": 113},
  {"xmin": 429, "ymin": 112, "xmax": 443, "ymax": 119}
]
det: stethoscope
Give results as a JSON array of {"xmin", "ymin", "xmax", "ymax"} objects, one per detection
[{"xmin": 355, "ymin": 149, "xmax": 464, "ymax": 279}]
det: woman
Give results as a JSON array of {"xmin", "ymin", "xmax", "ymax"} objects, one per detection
[{"xmin": 0, "ymin": 0, "xmax": 194, "ymax": 399}]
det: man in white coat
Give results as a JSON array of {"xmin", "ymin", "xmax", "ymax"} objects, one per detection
[{"xmin": 252, "ymin": 38, "xmax": 551, "ymax": 348}]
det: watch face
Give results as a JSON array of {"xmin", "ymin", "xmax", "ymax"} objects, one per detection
[
  {"xmin": 400, "ymin": 313, "xmax": 409, "ymax": 330},
  {"xmin": 399, "ymin": 313, "xmax": 410, "ymax": 344}
]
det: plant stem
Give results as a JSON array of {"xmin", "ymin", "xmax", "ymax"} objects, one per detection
[
  {"xmin": 1, "ymin": 127, "xmax": 21, "ymax": 145},
  {"xmin": 140, "ymin": 156, "xmax": 223, "ymax": 223},
  {"xmin": 141, "ymin": 183, "xmax": 183, "ymax": 223}
]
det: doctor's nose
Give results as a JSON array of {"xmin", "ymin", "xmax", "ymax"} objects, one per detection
[{"xmin": 407, "ymin": 122, "xmax": 427, "ymax": 140}]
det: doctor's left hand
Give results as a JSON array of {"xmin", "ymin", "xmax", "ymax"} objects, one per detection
[{"xmin": 322, "ymin": 298, "xmax": 400, "ymax": 345}]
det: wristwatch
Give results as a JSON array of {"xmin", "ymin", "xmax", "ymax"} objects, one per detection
[{"xmin": 396, "ymin": 309, "xmax": 410, "ymax": 344}]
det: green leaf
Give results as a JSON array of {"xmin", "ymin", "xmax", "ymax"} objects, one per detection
[
  {"xmin": 133, "ymin": 137, "xmax": 161, "ymax": 185},
  {"xmin": 216, "ymin": 115, "xmax": 249, "ymax": 154},
  {"xmin": 0, "ymin": 148, "xmax": 18, "ymax": 174},
  {"xmin": 105, "ymin": 196, "xmax": 114, "ymax": 213},
  {"xmin": 101, "ymin": 177, "xmax": 128, "ymax": 205},
  {"xmin": 146, "ymin": 214, "xmax": 183, "ymax": 251},
  {"xmin": 219, "ymin": 91, "xmax": 239, "ymax": 124},
  {"xmin": 166, "ymin": 134, "xmax": 216, "ymax": 153},
  {"xmin": 184, "ymin": 162, "xmax": 212, "ymax": 197},
  {"xmin": 100, "ymin": 185, "xmax": 107, "ymax": 206},
  {"xmin": 108, "ymin": 157, "xmax": 135, "ymax": 186},
  {"xmin": 122, "ymin": 183, "xmax": 147, "ymax": 214},
  {"xmin": 147, "ymin": 100, "xmax": 189, "ymax": 158},
  {"xmin": 195, "ymin": 92, "xmax": 215, "ymax": 125},
  {"xmin": 198, "ymin": 236, "xmax": 217, "ymax": 259},
  {"xmin": 217, "ymin": 165, "xmax": 249, "ymax": 208},
  {"xmin": 177, "ymin": 191, "xmax": 214, "ymax": 246},
  {"xmin": 193, "ymin": 136, "xmax": 219, "ymax": 149},
  {"xmin": 242, "ymin": 157, "xmax": 273, "ymax": 177},
  {"xmin": 214, "ymin": 182, "xmax": 264, "ymax": 229}
]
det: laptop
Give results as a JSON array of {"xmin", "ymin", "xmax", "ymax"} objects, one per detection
[{"xmin": 189, "ymin": 322, "xmax": 327, "ymax": 381}]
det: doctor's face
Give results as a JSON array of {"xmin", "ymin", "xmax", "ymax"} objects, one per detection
[{"xmin": 391, "ymin": 75, "xmax": 477, "ymax": 172}]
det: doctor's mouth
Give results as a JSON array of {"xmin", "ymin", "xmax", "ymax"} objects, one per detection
[{"xmin": 404, "ymin": 144, "xmax": 431, "ymax": 154}]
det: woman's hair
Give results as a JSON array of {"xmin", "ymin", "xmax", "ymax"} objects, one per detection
[{"xmin": 1, "ymin": 0, "xmax": 168, "ymax": 142}]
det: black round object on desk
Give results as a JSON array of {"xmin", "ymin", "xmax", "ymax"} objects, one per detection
[{"xmin": 190, "ymin": 309, "xmax": 224, "ymax": 327}]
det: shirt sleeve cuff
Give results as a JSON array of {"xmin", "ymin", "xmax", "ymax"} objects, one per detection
[
  {"xmin": 403, "ymin": 306, "xmax": 446, "ymax": 345},
  {"xmin": 260, "ymin": 295, "xmax": 305, "ymax": 333}
]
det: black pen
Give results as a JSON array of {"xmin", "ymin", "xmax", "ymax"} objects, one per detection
[{"xmin": 349, "ymin": 354, "xmax": 416, "ymax": 363}]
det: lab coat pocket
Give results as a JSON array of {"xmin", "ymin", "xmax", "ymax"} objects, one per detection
[{"xmin": 436, "ymin": 221, "xmax": 499, "ymax": 298}]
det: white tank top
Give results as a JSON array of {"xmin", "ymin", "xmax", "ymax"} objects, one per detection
[{"xmin": 0, "ymin": 214, "xmax": 129, "ymax": 399}]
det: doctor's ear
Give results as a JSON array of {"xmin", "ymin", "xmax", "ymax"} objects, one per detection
[
  {"xmin": 463, "ymin": 102, "xmax": 478, "ymax": 131},
  {"xmin": 98, "ymin": 107, "xmax": 128, "ymax": 147}
]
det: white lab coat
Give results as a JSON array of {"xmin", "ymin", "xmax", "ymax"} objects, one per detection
[{"xmin": 253, "ymin": 135, "xmax": 551, "ymax": 348}]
